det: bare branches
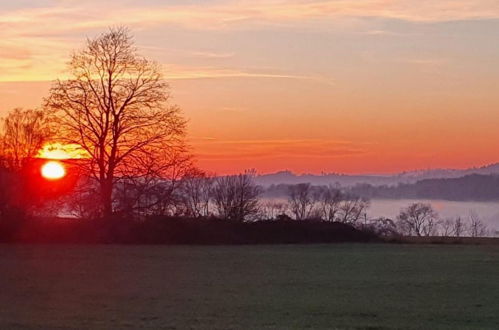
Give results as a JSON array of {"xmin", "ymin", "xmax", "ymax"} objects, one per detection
[
  {"xmin": 396, "ymin": 203, "xmax": 438, "ymax": 237},
  {"xmin": 0, "ymin": 108, "xmax": 52, "ymax": 171},
  {"xmin": 211, "ymin": 171, "xmax": 262, "ymax": 221},
  {"xmin": 45, "ymin": 27, "xmax": 186, "ymax": 217}
]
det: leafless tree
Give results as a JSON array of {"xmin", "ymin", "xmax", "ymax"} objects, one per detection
[
  {"xmin": 45, "ymin": 27, "xmax": 186, "ymax": 218},
  {"xmin": 287, "ymin": 183, "xmax": 319, "ymax": 220},
  {"xmin": 337, "ymin": 194, "xmax": 370, "ymax": 224},
  {"xmin": 211, "ymin": 171, "xmax": 261, "ymax": 221},
  {"xmin": 0, "ymin": 108, "xmax": 53, "ymax": 215},
  {"xmin": 440, "ymin": 218, "xmax": 455, "ymax": 237},
  {"xmin": 452, "ymin": 216, "xmax": 465, "ymax": 237},
  {"xmin": 468, "ymin": 211, "xmax": 488, "ymax": 237},
  {"xmin": 316, "ymin": 185, "xmax": 344, "ymax": 221},
  {"xmin": 260, "ymin": 200, "xmax": 289, "ymax": 220},
  {"xmin": 114, "ymin": 145, "xmax": 193, "ymax": 218},
  {"xmin": 180, "ymin": 168, "xmax": 214, "ymax": 218},
  {"xmin": 64, "ymin": 179, "xmax": 103, "ymax": 219},
  {"xmin": 0, "ymin": 108, "xmax": 52, "ymax": 171},
  {"xmin": 396, "ymin": 202, "xmax": 438, "ymax": 237}
]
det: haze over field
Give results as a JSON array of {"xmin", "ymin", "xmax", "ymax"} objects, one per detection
[{"xmin": 2, "ymin": 0, "xmax": 499, "ymax": 174}]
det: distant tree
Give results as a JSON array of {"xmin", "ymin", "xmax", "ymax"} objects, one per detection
[
  {"xmin": 45, "ymin": 27, "xmax": 186, "ymax": 218},
  {"xmin": 0, "ymin": 108, "xmax": 52, "ymax": 216},
  {"xmin": 180, "ymin": 168, "xmax": 214, "ymax": 218},
  {"xmin": 211, "ymin": 171, "xmax": 261, "ymax": 221},
  {"xmin": 396, "ymin": 202, "xmax": 438, "ymax": 236},
  {"xmin": 468, "ymin": 211, "xmax": 488, "ymax": 237},
  {"xmin": 0, "ymin": 108, "xmax": 51, "ymax": 171},
  {"xmin": 287, "ymin": 183, "xmax": 319, "ymax": 220},
  {"xmin": 115, "ymin": 146, "xmax": 192, "ymax": 218},
  {"xmin": 316, "ymin": 185, "xmax": 344, "ymax": 221},
  {"xmin": 440, "ymin": 218, "xmax": 455, "ymax": 237},
  {"xmin": 452, "ymin": 216, "xmax": 465, "ymax": 237},
  {"xmin": 260, "ymin": 200, "xmax": 289, "ymax": 220},
  {"xmin": 337, "ymin": 194, "xmax": 370, "ymax": 224}
]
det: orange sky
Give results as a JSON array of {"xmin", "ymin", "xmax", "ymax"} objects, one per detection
[{"xmin": 1, "ymin": 1, "xmax": 499, "ymax": 175}]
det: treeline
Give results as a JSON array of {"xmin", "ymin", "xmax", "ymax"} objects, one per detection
[
  {"xmin": 349, "ymin": 174, "xmax": 499, "ymax": 201},
  {"xmin": 0, "ymin": 165, "xmax": 493, "ymax": 242},
  {"xmin": 263, "ymin": 183, "xmax": 492, "ymax": 238},
  {"xmin": 264, "ymin": 174, "xmax": 499, "ymax": 201},
  {"xmin": 0, "ymin": 27, "xmax": 494, "ymax": 243},
  {"xmin": 0, "ymin": 217, "xmax": 376, "ymax": 244}
]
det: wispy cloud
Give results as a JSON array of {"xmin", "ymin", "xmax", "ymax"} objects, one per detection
[
  {"xmin": 2, "ymin": 1, "xmax": 499, "ymax": 35},
  {"xmin": 188, "ymin": 51, "xmax": 235, "ymax": 59},
  {"xmin": 165, "ymin": 65, "xmax": 333, "ymax": 84},
  {"xmin": 190, "ymin": 138, "xmax": 368, "ymax": 161},
  {"xmin": 0, "ymin": 0, "xmax": 496, "ymax": 81}
]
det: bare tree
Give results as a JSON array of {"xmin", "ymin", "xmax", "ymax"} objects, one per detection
[
  {"xmin": 64, "ymin": 178, "xmax": 102, "ymax": 219},
  {"xmin": 440, "ymin": 218, "xmax": 455, "ymax": 237},
  {"xmin": 0, "ymin": 108, "xmax": 51, "ymax": 171},
  {"xmin": 260, "ymin": 200, "xmax": 289, "ymax": 220},
  {"xmin": 337, "ymin": 194, "xmax": 370, "ymax": 224},
  {"xmin": 180, "ymin": 168, "xmax": 214, "ymax": 218},
  {"xmin": 211, "ymin": 171, "xmax": 261, "ymax": 221},
  {"xmin": 396, "ymin": 202, "xmax": 438, "ymax": 237},
  {"xmin": 0, "ymin": 108, "xmax": 53, "ymax": 215},
  {"xmin": 468, "ymin": 211, "xmax": 488, "ymax": 237},
  {"xmin": 45, "ymin": 27, "xmax": 186, "ymax": 218},
  {"xmin": 115, "ymin": 145, "xmax": 192, "ymax": 218},
  {"xmin": 287, "ymin": 183, "xmax": 320, "ymax": 220},
  {"xmin": 452, "ymin": 216, "xmax": 465, "ymax": 237},
  {"xmin": 316, "ymin": 185, "xmax": 344, "ymax": 221}
]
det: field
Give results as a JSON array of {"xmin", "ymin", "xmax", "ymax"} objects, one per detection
[{"xmin": 1, "ymin": 244, "xmax": 499, "ymax": 329}]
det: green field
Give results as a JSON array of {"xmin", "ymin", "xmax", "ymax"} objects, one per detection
[{"xmin": 1, "ymin": 244, "xmax": 498, "ymax": 329}]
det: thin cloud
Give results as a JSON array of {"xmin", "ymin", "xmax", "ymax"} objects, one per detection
[
  {"xmin": 0, "ymin": 0, "xmax": 495, "ymax": 81},
  {"xmin": 189, "ymin": 51, "xmax": 236, "ymax": 59},
  {"xmin": 191, "ymin": 138, "xmax": 369, "ymax": 161},
  {"xmin": 165, "ymin": 65, "xmax": 334, "ymax": 84}
]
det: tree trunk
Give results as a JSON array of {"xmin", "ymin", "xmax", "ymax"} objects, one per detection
[{"xmin": 100, "ymin": 179, "xmax": 113, "ymax": 219}]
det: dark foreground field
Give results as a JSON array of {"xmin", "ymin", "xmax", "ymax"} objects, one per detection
[{"xmin": 1, "ymin": 244, "xmax": 498, "ymax": 330}]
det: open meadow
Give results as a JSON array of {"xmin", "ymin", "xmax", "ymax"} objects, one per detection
[{"xmin": 1, "ymin": 243, "xmax": 499, "ymax": 329}]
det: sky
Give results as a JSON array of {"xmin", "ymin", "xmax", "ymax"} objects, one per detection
[{"xmin": 1, "ymin": 0, "xmax": 499, "ymax": 175}]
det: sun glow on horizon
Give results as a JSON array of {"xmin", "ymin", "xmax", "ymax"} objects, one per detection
[
  {"xmin": 41, "ymin": 161, "xmax": 66, "ymax": 180},
  {"xmin": 37, "ymin": 143, "xmax": 89, "ymax": 160}
]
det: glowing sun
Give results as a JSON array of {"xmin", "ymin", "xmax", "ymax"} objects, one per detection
[{"xmin": 41, "ymin": 161, "xmax": 66, "ymax": 180}]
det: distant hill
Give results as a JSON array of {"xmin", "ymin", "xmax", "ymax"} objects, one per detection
[
  {"xmin": 261, "ymin": 174, "xmax": 499, "ymax": 202},
  {"xmin": 255, "ymin": 163, "xmax": 499, "ymax": 187},
  {"xmin": 350, "ymin": 174, "xmax": 499, "ymax": 201}
]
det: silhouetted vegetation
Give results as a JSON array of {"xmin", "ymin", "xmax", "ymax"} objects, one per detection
[
  {"xmin": 0, "ymin": 216, "xmax": 376, "ymax": 244},
  {"xmin": 264, "ymin": 174, "xmax": 499, "ymax": 201},
  {"xmin": 349, "ymin": 174, "xmax": 499, "ymax": 201},
  {"xmin": 45, "ymin": 27, "xmax": 188, "ymax": 218},
  {"xmin": 0, "ymin": 27, "xmax": 495, "ymax": 244}
]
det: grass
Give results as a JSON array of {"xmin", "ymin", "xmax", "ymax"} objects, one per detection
[{"xmin": 1, "ymin": 244, "xmax": 499, "ymax": 329}]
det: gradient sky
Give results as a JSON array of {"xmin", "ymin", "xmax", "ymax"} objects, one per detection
[{"xmin": 1, "ymin": 0, "xmax": 499, "ymax": 175}]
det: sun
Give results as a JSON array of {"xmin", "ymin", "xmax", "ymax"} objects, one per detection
[{"xmin": 41, "ymin": 161, "xmax": 66, "ymax": 180}]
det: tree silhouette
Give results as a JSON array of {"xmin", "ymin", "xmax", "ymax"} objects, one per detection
[
  {"xmin": 0, "ymin": 108, "xmax": 53, "ymax": 216},
  {"xmin": 0, "ymin": 108, "xmax": 51, "ymax": 171},
  {"xmin": 211, "ymin": 171, "xmax": 261, "ymax": 221},
  {"xmin": 45, "ymin": 27, "xmax": 186, "ymax": 218},
  {"xmin": 396, "ymin": 202, "xmax": 438, "ymax": 236}
]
